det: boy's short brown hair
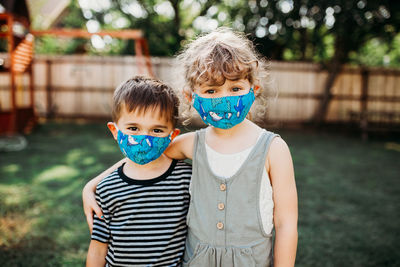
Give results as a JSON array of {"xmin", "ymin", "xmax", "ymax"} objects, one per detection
[{"xmin": 112, "ymin": 76, "xmax": 179, "ymax": 126}]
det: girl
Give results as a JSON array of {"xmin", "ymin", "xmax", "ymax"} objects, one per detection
[{"xmin": 83, "ymin": 28, "xmax": 298, "ymax": 266}]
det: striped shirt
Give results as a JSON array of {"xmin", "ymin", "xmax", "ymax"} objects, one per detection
[{"xmin": 91, "ymin": 160, "xmax": 192, "ymax": 267}]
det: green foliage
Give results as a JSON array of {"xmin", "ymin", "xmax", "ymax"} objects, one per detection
[
  {"xmin": 59, "ymin": 0, "xmax": 86, "ymax": 29},
  {"xmin": 34, "ymin": 0, "xmax": 88, "ymax": 55},
  {"xmin": 30, "ymin": 0, "xmax": 400, "ymax": 67},
  {"xmin": 229, "ymin": 0, "xmax": 399, "ymax": 66},
  {"xmin": 35, "ymin": 36, "xmax": 87, "ymax": 55},
  {"xmin": 349, "ymin": 33, "xmax": 400, "ymax": 67}
]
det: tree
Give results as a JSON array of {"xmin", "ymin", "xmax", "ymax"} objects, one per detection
[
  {"xmin": 229, "ymin": 0, "xmax": 400, "ymax": 123},
  {"xmin": 32, "ymin": 0, "xmax": 400, "ymax": 124},
  {"xmin": 76, "ymin": 0, "xmax": 222, "ymax": 56}
]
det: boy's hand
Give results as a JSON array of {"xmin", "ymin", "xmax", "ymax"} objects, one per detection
[{"xmin": 82, "ymin": 183, "xmax": 103, "ymax": 233}]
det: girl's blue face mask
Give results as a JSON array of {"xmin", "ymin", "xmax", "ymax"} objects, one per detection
[
  {"xmin": 114, "ymin": 125, "xmax": 172, "ymax": 165},
  {"xmin": 192, "ymin": 88, "xmax": 255, "ymax": 129}
]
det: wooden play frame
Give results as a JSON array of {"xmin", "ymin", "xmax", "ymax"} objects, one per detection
[
  {"xmin": 0, "ymin": 15, "xmax": 153, "ymax": 134},
  {"xmin": 0, "ymin": 12, "xmax": 35, "ymax": 135}
]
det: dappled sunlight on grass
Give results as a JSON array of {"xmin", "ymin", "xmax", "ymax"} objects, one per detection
[
  {"xmin": 1, "ymin": 164, "xmax": 20, "ymax": 174},
  {"xmin": 0, "ymin": 214, "xmax": 32, "ymax": 247},
  {"xmin": 65, "ymin": 148, "xmax": 87, "ymax": 164},
  {"xmin": 0, "ymin": 186, "xmax": 36, "ymax": 249},
  {"xmin": 81, "ymin": 156, "xmax": 96, "ymax": 165},
  {"xmin": 35, "ymin": 165, "xmax": 80, "ymax": 183},
  {"xmin": 0, "ymin": 123, "xmax": 399, "ymax": 266},
  {"xmin": 98, "ymin": 141, "xmax": 118, "ymax": 153},
  {"xmin": 0, "ymin": 185, "xmax": 29, "ymax": 209},
  {"xmin": 281, "ymin": 130, "xmax": 400, "ymax": 266},
  {"xmin": 385, "ymin": 142, "xmax": 400, "ymax": 152},
  {"xmin": 55, "ymin": 178, "xmax": 86, "ymax": 199},
  {"xmin": 0, "ymin": 122, "xmax": 122, "ymax": 266}
]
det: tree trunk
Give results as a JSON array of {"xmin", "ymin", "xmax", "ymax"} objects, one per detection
[
  {"xmin": 312, "ymin": 36, "xmax": 347, "ymax": 125},
  {"xmin": 312, "ymin": 61, "xmax": 341, "ymax": 124},
  {"xmin": 299, "ymin": 28, "xmax": 307, "ymax": 60},
  {"xmin": 170, "ymin": 1, "xmax": 180, "ymax": 32}
]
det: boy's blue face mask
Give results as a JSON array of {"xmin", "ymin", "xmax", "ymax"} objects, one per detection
[
  {"xmin": 192, "ymin": 88, "xmax": 255, "ymax": 129},
  {"xmin": 115, "ymin": 125, "xmax": 172, "ymax": 165}
]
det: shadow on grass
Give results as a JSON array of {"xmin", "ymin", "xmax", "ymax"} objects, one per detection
[
  {"xmin": 1, "ymin": 122, "xmax": 122, "ymax": 266},
  {"xmin": 0, "ymin": 123, "xmax": 399, "ymax": 266},
  {"xmin": 0, "ymin": 236, "xmax": 61, "ymax": 267},
  {"xmin": 280, "ymin": 129, "xmax": 400, "ymax": 266}
]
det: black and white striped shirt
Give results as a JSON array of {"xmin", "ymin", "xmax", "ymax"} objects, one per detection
[{"xmin": 91, "ymin": 160, "xmax": 192, "ymax": 267}]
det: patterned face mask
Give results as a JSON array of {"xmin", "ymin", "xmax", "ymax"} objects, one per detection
[
  {"xmin": 114, "ymin": 124, "xmax": 172, "ymax": 165},
  {"xmin": 192, "ymin": 88, "xmax": 255, "ymax": 129}
]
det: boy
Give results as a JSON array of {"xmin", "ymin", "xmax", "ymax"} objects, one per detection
[{"xmin": 86, "ymin": 76, "xmax": 192, "ymax": 267}]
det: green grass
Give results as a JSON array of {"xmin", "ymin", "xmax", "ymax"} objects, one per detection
[{"xmin": 0, "ymin": 122, "xmax": 399, "ymax": 266}]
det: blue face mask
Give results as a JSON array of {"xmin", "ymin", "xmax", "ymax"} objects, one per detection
[
  {"xmin": 192, "ymin": 88, "xmax": 255, "ymax": 129},
  {"xmin": 115, "ymin": 125, "xmax": 172, "ymax": 165}
]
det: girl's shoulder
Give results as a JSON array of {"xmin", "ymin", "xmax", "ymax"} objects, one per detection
[
  {"xmin": 266, "ymin": 133, "xmax": 292, "ymax": 172},
  {"xmin": 261, "ymin": 128, "xmax": 289, "ymax": 154},
  {"xmin": 269, "ymin": 135, "xmax": 289, "ymax": 153}
]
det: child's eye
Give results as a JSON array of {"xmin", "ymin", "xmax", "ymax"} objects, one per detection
[
  {"xmin": 205, "ymin": 89, "xmax": 215, "ymax": 94},
  {"xmin": 128, "ymin": 127, "xmax": 138, "ymax": 131},
  {"xmin": 232, "ymin": 87, "xmax": 242, "ymax": 92},
  {"xmin": 153, "ymin": 129, "xmax": 164, "ymax": 133}
]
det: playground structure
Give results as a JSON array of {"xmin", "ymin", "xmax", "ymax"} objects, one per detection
[
  {"xmin": 0, "ymin": 10, "xmax": 35, "ymax": 134},
  {"xmin": 0, "ymin": 1, "xmax": 153, "ymax": 135}
]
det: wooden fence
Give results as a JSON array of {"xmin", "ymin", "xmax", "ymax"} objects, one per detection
[{"xmin": 1, "ymin": 55, "xmax": 399, "ymax": 127}]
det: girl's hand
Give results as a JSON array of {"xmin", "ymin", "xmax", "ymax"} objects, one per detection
[
  {"xmin": 82, "ymin": 181, "xmax": 103, "ymax": 233},
  {"xmin": 82, "ymin": 158, "xmax": 127, "ymax": 232}
]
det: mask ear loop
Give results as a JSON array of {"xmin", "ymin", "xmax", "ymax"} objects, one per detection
[{"xmin": 246, "ymin": 87, "xmax": 257, "ymax": 121}]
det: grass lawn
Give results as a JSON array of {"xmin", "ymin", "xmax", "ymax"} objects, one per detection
[{"xmin": 0, "ymin": 122, "xmax": 399, "ymax": 266}]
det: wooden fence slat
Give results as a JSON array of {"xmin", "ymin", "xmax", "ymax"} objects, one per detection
[{"xmin": 0, "ymin": 55, "xmax": 399, "ymax": 126}]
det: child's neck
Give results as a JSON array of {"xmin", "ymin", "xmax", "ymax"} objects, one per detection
[
  {"xmin": 206, "ymin": 119, "xmax": 262, "ymax": 154},
  {"xmin": 123, "ymin": 154, "xmax": 173, "ymax": 180},
  {"xmin": 210, "ymin": 119, "xmax": 255, "ymax": 137}
]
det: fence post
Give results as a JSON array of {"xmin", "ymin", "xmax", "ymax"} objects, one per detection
[
  {"xmin": 360, "ymin": 69, "xmax": 369, "ymax": 140},
  {"xmin": 45, "ymin": 59, "xmax": 53, "ymax": 118}
]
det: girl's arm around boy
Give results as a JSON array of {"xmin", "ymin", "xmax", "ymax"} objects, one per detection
[{"xmin": 82, "ymin": 158, "xmax": 126, "ymax": 232}]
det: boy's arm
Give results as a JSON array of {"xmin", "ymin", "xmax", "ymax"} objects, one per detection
[
  {"xmin": 87, "ymin": 188, "xmax": 111, "ymax": 267},
  {"xmin": 164, "ymin": 132, "xmax": 195, "ymax": 160},
  {"xmin": 267, "ymin": 137, "xmax": 298, "ymax": 267},
  {"xmin": 83, "ymin": 158, "xmax": 127, "ymax": 232},
  {"xmin": 86, "ymin": 240, "xmax": 107, "ymax": 267}
]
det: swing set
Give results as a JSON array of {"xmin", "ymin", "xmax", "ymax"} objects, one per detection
[{"xmin": 0, "ymin": 0, "xmax": 153, "ymax": 135}]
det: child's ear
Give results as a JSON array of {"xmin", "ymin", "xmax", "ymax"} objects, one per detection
[
  {"xmin": 170, "ymin": 128, "xmax": 181, "ymax": 141},
  {"xmin": 107, "ymin": 122, "xmax": 118, "ymax": 140}
]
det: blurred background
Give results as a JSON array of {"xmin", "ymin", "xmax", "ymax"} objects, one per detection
[{"xmin": 0, "ymin": 0, "xmax": 399, "ymax": 266}]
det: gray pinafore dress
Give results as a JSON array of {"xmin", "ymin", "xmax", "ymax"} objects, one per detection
[{"xmin": 183, "ymin": 128, "xmax": 279, "ymax": 267}]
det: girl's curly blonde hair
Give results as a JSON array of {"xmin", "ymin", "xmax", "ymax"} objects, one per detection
[{"xmin": 176, "ymin": 27, "xmax": 272, "ymax": 125}]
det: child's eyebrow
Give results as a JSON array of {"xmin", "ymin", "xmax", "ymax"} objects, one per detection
[
  {"xmin": 152, "ymin": 125, "xmax": 169, "ymax": 129},
  {"xmin": 125, "ymin": 123, "xmax": 169, "ymax": 129}
]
